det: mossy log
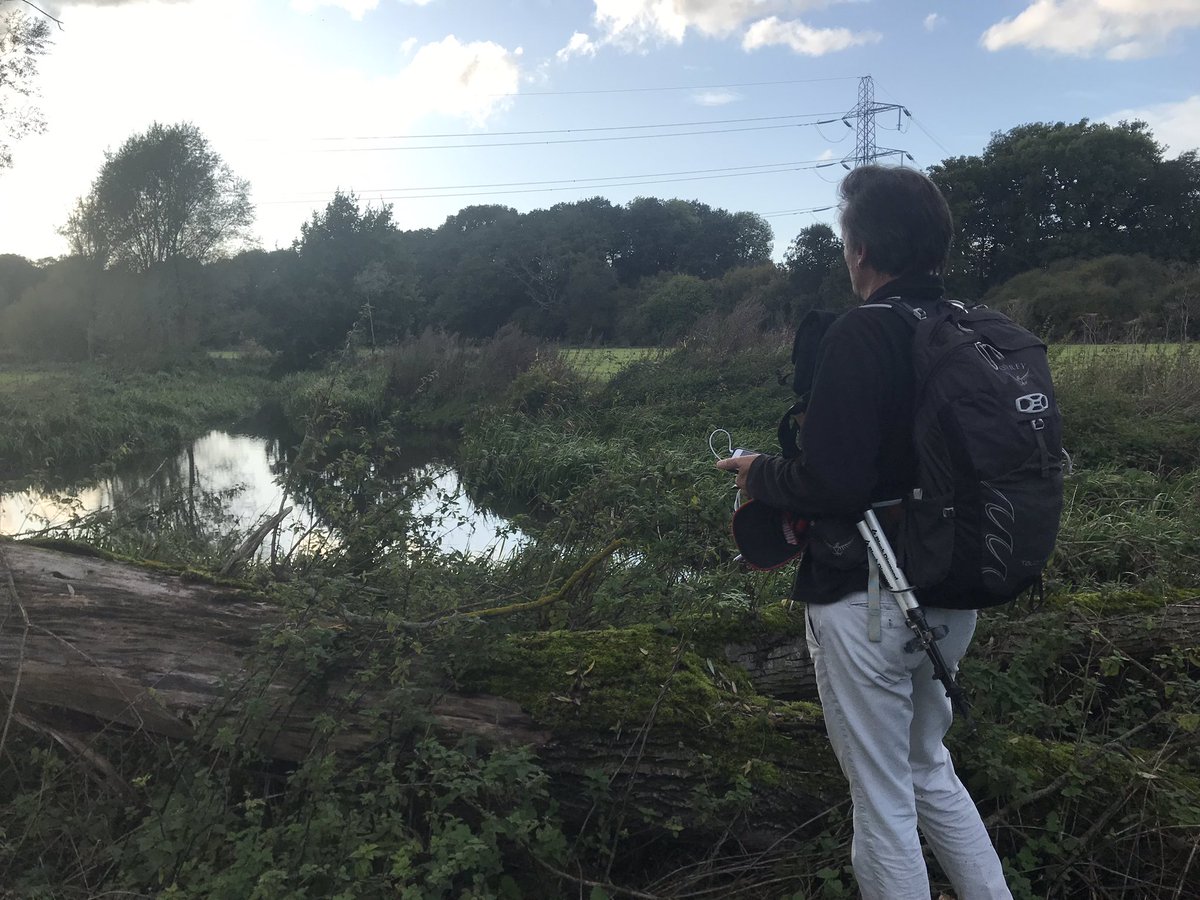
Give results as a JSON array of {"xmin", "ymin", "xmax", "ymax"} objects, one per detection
[
  {"xmin": 2, "ymin": 542, "xmax": 1197, "ymax": 849},
  {"xmin": 0, "ymin": 542, "xmax": 837, "ymax": 847}
]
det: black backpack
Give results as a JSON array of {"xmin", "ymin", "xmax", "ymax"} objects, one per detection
[
  {"xmin": 870, "ymin": 298, "xmax": 1065, "ymax": 609},
  {"xmin": 777, "ymin": 309, "xmax": 839, "ymax": 459}
]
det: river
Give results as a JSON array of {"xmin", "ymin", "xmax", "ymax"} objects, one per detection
[{"xmin": 0, "ymin": 428, "xmax": 525, "ymax": 560}]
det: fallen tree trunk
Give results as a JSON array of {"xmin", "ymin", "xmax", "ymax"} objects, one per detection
[
  {"xmin": 0, "ymin": 541, "xmax": 838, "ymax": 848},
  {"xmin": 0, "ymin": 541, "xmax": 556, "ymax": 757},
  {"xmin": 2, "ymin": 541, "xmax": 1197, "ymax": 852}
]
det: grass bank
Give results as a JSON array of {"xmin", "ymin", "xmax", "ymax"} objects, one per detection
[{"xmin": 0, "ymin": 360, "xmax": 274, "ymax": 482}]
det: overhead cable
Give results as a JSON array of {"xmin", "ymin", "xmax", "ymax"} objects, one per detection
[
  {"xmin": 262, "ymin": 158, "xmax": 840, "ymax": 200},
  {"xmin": 274, "ymin": 111, "xmax": 848, "ymax": 143},
  {"xmin": 312, "ymin": 118, "xmax": 849, "ymax": 152},
  {"xmin": 260, "ymin": 160, "xmax": 841, "ymax": 205}
]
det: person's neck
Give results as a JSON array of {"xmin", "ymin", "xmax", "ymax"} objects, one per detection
[{"xmin": 856, "ymin": 270, "xmax": 897, "ymax": 301}]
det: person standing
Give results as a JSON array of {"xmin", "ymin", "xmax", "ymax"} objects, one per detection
[{"xmin": 716, "ymin": 166, "xmax": 1012, "ymax": 900}]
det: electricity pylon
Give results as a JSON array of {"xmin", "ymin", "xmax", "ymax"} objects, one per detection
[{"xmin": 841, "ymin": 75, "xmax": 914, "ymax": 169}]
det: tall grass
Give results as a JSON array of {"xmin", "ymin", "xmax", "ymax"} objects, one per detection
[
  {"xmin": 279, "ymin": 326, "xmax": 544, "ymax": 432},
  {"xmin": 1053, "ymin": 342, "xmax": 1200, "ymax": 470},
  {"xmin": 0, "ymin": 361, "xmax": 272, "ymax": 482}
]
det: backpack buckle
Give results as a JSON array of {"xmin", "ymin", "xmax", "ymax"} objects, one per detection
[
  {"xmin": 911, "ymin": 307, "xmax": 927, "ymax": 320},
  {"xmin": 1031, "ymin": 418, "xmax": 1045, "ymax": 431}
]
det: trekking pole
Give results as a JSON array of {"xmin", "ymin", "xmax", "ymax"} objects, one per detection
[{"xmin": 857, "ymin": 509, "xmax": 973, "ymax": 723}]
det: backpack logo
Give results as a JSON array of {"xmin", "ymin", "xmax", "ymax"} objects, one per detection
[
  {"xmin": 825, "ymin": 539, "xmax": 854, "ymax": 557},
  {"xmin": 999, "ymin": 363, "xmax": 1032, "ymax": 386},
  {"xmin": 1015, "ymin": 393, "xmax": 1049, "ymax": 414}
]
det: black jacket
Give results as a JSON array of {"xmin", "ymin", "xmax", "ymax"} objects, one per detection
[{"xmin": 745, "ymin": 274, "xmax": 944, "ymax": 604}]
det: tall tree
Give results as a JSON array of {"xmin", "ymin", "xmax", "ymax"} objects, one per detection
[
  {"xmin": 784, "ymin": 224, "xmax": 842, "ymax": 294},
  {"xmin": 783, "ymin": 224, "xmax": 854, "ymax": 314},
  {"xmin": 0, "ymin": 7, "xmax": 50, "ymax": 169},
  {"xmin": 929, "ymin": 120, "xmax": 1200, "ymax": 295},
  {"xmin": 265, "ymin": 190, "xmax": 419, "ymax": 363},
  {"xmin": 63, "ymin": 121, "xmax": 253, "ymax": 271}
]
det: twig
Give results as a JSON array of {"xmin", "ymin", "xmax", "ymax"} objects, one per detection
[
  {"xmin": 645, "ymin": 800, "xmax": 851, "ymax": 896},
  {"xmin": 985, "ymin": 711, "xmax": 1167, "ymax": 827},
  {"xmin": 1046, "ymin": 780, "xmax": 1141, "ymax": 886},
  {"xmin": 18, "ymin": 0, "xmax": 64, "ymax": 28},
  {"xmin": 469, "ymin": 538, "xmax": 624, "ymax": 618},
  {"xmin": 12, "ymin": 711, "xmax": 135, "ymax": 800},
  {"xmin": 341, "ymin": 537, "xmax": 626, "ymax": 631},
  {"xmin": 536, "ymin": 856, "xmax": 664, "ymax": 900},
  {"xmin": 1173, "ymin": 831, "xmax": 1200, "ymax": 900},
  {"xmin": 0, "ymin": 542, "xmax": 31, "ymax": 762},
  {"xmin": 218, "ymin": 505, "xmax": 292, "ymax": 575}
]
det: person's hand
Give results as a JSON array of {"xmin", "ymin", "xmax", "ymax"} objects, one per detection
[{"xmin": 715, "ymin": 453, "xmax": 760, "ymax": 498}]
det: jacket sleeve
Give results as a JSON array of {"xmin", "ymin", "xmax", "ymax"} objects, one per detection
[{"xmin": 746, "ymin": 309, "xmax": 894, "ymax": 518}]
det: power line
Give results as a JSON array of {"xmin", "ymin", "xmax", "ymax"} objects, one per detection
[
  {"xmin": 489, "ymin": 75, "xmax": 860, "ymax": 98},
  {"xmin": 312, "ymin": 118, "xmax": 849, "ymax": 152},
  {"xmin": 261, "ymin": 160, "xmax": 842, "ymax": 205},
  {"xmin": 761, "ymin": 205, "xmax": 836, "ymax": 219},
  {"xmin": 262, "ymin": 158, "xmax": 841, "ymax": 200},
  {"xmin": 875, "ymin": 80, "xmax": 951, "ymax": 159},
  {"xmin": 271, "ymin": 111, "xmax": 848, "ymax": 143}
]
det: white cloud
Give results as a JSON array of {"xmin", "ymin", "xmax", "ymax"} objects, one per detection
[
  {"xmin": 924, "ymin": 12, "xmax": 943, "ymax": 31},
  {"xmin": 291, "ymin": 0, "xmax": 380, "ymax": 20},
  {"xmin": 290, "ymin": 0, "xmax": 435, "ymax": 20},
  {"xmin": 692, "ymin": 89, "xmax": 740, "ymax": 106},
  {"xmin": 556, "ymin": 31, "xmax": 598, "ymax": 62},
  {"xmin": 395, "ymin": 35, "xmax": 521, "ymax": 126},
  {"xmin": 593, "ymin": 0, "xmax": 829, "ymax": 46},
  {"xmin": 400, "ymin": 36, "xmax": 418, "ymax": 54},
  {"xmin": 818, "ymin": 148, "xmax": 835, "ymax": 160},
  {"xmin": 742, "ymin": 16, "xmax": 881, "ymax": 55},
  {"xmin": 982, "ymin": 0, "xmax": 1200, "ymax": 60},
  {"xmin": 1108, "ymin": 94, "xmax": 1200, "ymax": 156}
]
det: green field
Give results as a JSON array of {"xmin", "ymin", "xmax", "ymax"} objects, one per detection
[
  {"xmin": 558, "ymin": 346, "xmax": 664, "ymax": 380},
  {"xmin": 1051, "ymin": 341, "xmax": 1189, "ymax": 358}
]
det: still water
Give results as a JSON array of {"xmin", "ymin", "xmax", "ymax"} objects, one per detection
[{"xmin": 0, "ymin": 429, "xmax": 525, "ymax": 560}]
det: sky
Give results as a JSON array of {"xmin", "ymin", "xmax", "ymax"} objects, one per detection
[{"xmin": 0, "ymin": 0, "xmax": 1198, "ymax": 262}]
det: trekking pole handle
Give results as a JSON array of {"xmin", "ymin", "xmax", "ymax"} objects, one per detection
[
  {"xmin": 857, "ymin": 509, "xmax": 919, "ymax": 613},
  {"xmin": 858, "ymin": 509, "xmax": 974, "ymax": 723}
]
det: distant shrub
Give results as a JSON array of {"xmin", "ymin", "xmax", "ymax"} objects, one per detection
[{"xmin": 986, "ymin": 254, "xmax": 1183, "ymax": 342}]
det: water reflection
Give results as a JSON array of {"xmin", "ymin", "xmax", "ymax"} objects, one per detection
[{"xmin": 0, "ymin": 430, "xmax": 525, "ymax": 560}]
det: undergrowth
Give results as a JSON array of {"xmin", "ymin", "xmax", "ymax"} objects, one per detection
[{"xmin": 3, "ymin": 317, "xmax": 1200, "ymax": 898}]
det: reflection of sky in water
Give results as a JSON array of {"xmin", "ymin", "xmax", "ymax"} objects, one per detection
[{"xmin": 0, "ymin": 431, "xmax": 525, "ymax": 560}]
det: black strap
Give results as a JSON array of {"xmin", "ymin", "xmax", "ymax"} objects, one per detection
[{"xmin": 1032, "ymin": 419, "xmax": 1052, "ymax": 478}]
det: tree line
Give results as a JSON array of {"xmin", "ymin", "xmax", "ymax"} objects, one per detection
[{"xmin": 1, "ymin": 117, "xmax": 1198, "ymax": 368}]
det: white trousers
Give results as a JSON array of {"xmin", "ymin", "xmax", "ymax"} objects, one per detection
[{"xmin": 806, "ymin": 592, "xmax": 1012, "ymax": 900}]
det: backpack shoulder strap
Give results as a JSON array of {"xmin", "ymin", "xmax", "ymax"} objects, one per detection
[
  {"xmin": 860, "ymin": 296, "xmax": 927, "ymax": 328},
  {"xmin": 861, "ymin": 295, "xmax": 966, "ymax": 326}
]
